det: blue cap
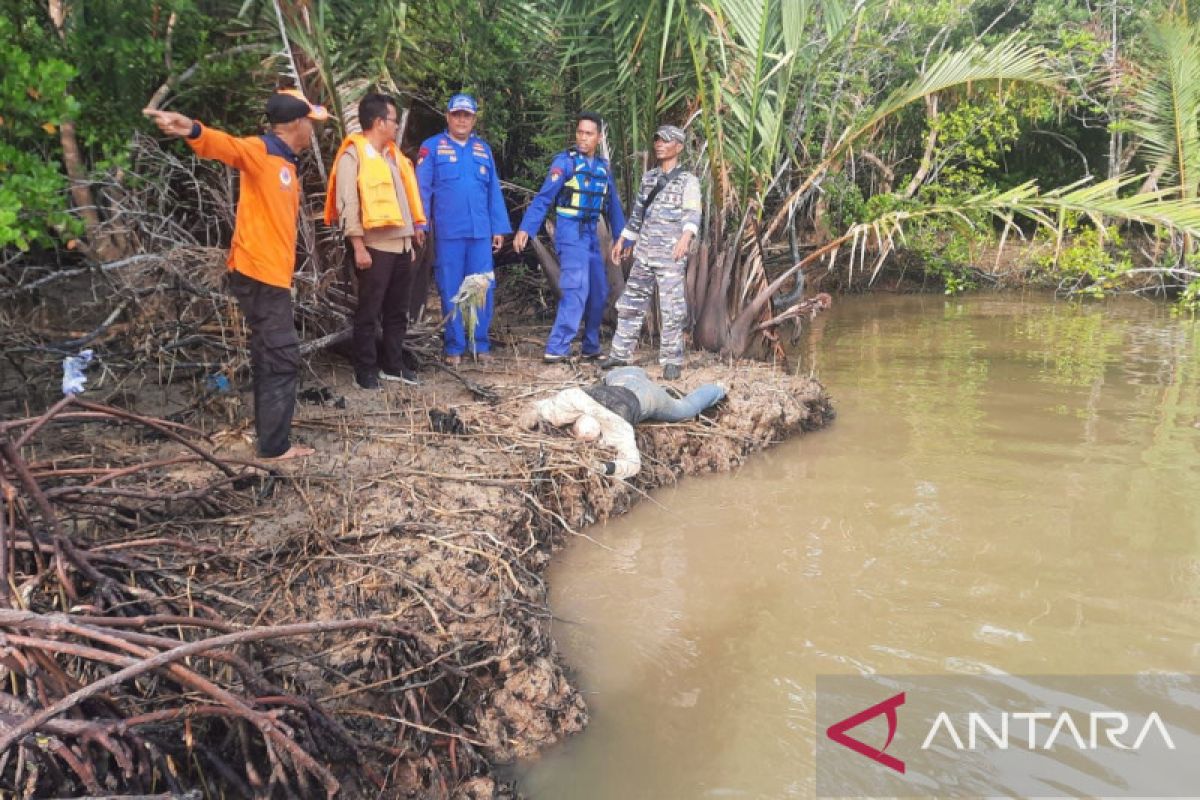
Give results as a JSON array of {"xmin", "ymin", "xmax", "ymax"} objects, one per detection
[{"xmin": 447, "ymin": 94, "xmax": 478, "ymax": 114}]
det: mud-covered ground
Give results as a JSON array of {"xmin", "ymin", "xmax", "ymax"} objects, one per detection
[
  {"xmin": 189, "ymin": 345, "xmax": 833, "ymax": 796},
  {"xmin": 1, "ymin": 262, "xmax": 832, "ymax": 798}
]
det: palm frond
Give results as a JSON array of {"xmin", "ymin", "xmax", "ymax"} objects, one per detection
[
  {"xmin": 1131, "ymin": 19, "xmax": 1200, "ymax": 198},
  {"xmin": 858, "ymin": 175, "xmax": 1200, "ymax": 277},
  {"xmin": 737, "ymin": 174, "xmax": 1200, "ymax": 340},
  {"xmin": 767, "ymin": 34, "xmax": 1058, "ymax": 236}
]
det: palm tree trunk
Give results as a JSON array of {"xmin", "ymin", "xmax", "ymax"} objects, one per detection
[
  {"xmin": 692, "ymin": 234, "xmax": 737, "ymax": 352},
  {"xmin": 270, "ymin": 0, "xmax": 326, "ymax": 182},
  {"xmin": 903, "ymin": 95, "xmax": 939, "ymax": 198},
  {"xmin": 48, "ymin": 0, "xmax": 124, "ymax": 261},
  {"xmin": 1105, "ymin": 0, "xmax": 1122, "ymax": 183},
  {"xmin": 726, "ymin": 231, "xmax": 854, "ymax": 356}
]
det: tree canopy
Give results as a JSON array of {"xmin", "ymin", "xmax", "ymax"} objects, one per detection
[{"xmin": 6, "ymin": 0, "xmax": 1200, "ymax": 353}]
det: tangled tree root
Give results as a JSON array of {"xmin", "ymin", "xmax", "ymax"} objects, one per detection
[{"xmin": 0, "ymin": 352, "xmax": 832, "ymax": 798}]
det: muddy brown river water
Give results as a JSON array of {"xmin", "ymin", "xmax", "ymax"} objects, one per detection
[{"xmin": 517, "ymin": 293, "xmax": 1200, "ymax": 798}]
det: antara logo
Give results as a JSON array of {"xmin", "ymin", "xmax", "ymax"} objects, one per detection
[
  {"xmin": 826, "ymin": 691, "xmax": 1177, "ymax": 775},
  {"xmin": 826, "ymin": 692, "xmax": 906, "ymax": 774},
  {"xmin": 921, "ymin": 711, "xmax": 1176, "ymax": 751}
]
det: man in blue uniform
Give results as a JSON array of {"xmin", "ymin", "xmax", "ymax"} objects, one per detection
[
  {"xmin": 416, "ymin": 93, "xmax": 511, "ymax": 365},
  {"xmin": 513, "ymin": 112, "xmax": 626, "ymax": 363}
]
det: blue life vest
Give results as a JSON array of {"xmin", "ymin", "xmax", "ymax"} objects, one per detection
[{"xmin": 555, "ymin": 148, "xmax": 609, "ymax": 222}]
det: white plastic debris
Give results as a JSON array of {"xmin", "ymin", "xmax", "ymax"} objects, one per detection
[{"xmin": 62, "ymin": 349, "xmax": 94, "ymax": 396}]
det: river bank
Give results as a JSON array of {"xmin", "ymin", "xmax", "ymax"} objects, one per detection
[
  {"xmin": 0, "ymin": 335, "xmax": 833, "ymax": 797},
  {"xmin": 520, "ymin": 292, "xmax": 1200, "ymax": 798}
]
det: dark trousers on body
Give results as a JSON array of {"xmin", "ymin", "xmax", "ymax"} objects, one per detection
[
  {"xmin": 227, "ymin": 270, "xmax": 300, "ymax": 458},
  {"xmin": 353, "ymin": 247, "xmax": 414, "ymax": 378}
]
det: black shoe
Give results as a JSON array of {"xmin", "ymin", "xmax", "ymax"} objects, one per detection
[
  {"xmin": 662, "ymin": 364, "xmax": 682, "ymax": 381},
  {"xmin": 580, "ymin": 351, "xmax": 603, "ymax": 361},
  {"xmin": 381, "ymin": 367, "xmax": 420, "ymax": 386},
  {"xmin": 543, "ymin": 353, "xmax": 569, "ymax": 364},
  {"xmin": 356, "ymin": 372, "xmax": 381, "ymax": 390},
  {"xmin": 597, "ymin": 356, "xmax": 628, "ymax": 370}
]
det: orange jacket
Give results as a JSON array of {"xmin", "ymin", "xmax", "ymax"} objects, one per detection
[
  {"xmin": 185, "ymin": 124, "xmax": 301, "ymax": 289},
  {"xmin": 324, "ymin": 134, "xmax": 426, "ymax": 231}
]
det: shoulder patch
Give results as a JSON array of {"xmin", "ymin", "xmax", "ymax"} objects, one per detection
[{"xmin": 550, "ymin": 167, "xmax": 564, "ymax": 182}]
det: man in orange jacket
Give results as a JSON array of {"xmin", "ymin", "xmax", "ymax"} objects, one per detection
[
  {"xmin": 143, "ymin": 88, "xmax": 327, "ymax": 461},
  {"xmin": 324, "ymin": 93, "xmax": 427, "ymax": 389}
]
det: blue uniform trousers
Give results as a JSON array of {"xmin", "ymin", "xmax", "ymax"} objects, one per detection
[
  {"xmin": 548, "ymin": 218, "xmax": 607, "ymax": 356},
  {"xmin": 435, "ymin": 237, "xmax": 495, "ymax": 355}
]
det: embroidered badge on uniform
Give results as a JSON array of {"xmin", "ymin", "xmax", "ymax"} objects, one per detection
[
  {"xmin": 279, "ymin": 167, "xmax": 293, "ymax": 187},
  {"xmin": 479, "ymin": 166, "xmax": 487, "ymax": 174},
  {"xmin": 550, "ymin": 167, "xmax": 564, "ymax": 182}
]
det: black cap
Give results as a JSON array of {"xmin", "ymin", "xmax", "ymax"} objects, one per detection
[{"xmin": 265, "ymin": 89, "xmax": 329, "ymax": 124}]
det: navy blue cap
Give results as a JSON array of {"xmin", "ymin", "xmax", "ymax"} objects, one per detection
[{"xmin": 447, "ymin": 94, "xmax": 478, "ymax": 114}]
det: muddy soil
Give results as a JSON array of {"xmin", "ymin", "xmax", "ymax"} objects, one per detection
[
  {"xmin": 2, "ymin": 258, "xmax": 832, "ymax": 799},
  {"xmin": 183, "ymin": 345, "xmax": 833, "ymax": 796}
]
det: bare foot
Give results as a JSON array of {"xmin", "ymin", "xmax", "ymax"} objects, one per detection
[{"xmin": 261, "ymin": 444, "xmax": 316, "ymax": 462}]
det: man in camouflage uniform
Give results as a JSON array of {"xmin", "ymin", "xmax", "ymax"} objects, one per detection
[{"xmin": 600, "ymin": 125, "xmax": 701, "ymax": 381}]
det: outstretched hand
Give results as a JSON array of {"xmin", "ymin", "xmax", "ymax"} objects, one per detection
[{"xmin": 142, "ymin": 108, "xmax": 194, "ymax": 138}]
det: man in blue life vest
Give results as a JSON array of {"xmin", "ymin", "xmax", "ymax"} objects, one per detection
[
  {"xmin": 415, "ymin": 94, "xmax": 511, "ymax": 366},
  {"xmin": 513, "ymin": 112, "xmax": 626, "ymax": 363}
]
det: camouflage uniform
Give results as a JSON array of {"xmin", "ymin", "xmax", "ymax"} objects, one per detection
[{"xmin": 610, "ymin": 166, "xmax": 702, "ymax": 366}]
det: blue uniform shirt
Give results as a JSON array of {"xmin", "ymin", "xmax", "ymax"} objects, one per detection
[
  {"xmin": 518, "ymin": 151, "xmax": 626, "ymax": 240},
  {"xmin": 416, "ymin": 133, "xmax": 512, "ymax": 240}
]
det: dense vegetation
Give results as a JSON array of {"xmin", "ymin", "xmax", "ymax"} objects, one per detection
[{"xmin": 6, "ymin": 0, "xmax": 1200, "ymax": 355}]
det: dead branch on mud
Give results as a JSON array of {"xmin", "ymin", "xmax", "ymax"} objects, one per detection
[
  {"xmin": 0, "ymin": 350, "xmax": 832, "ymax": 798},
  {"xmin": 0, "ymin": 395, "xmax": 542, "ymax": 797},
  {"xmin": 0, "ymin": 132, "xmax": 834, "ymax": 798}
]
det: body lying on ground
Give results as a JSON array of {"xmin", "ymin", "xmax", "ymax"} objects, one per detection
[{"xmin": 521, "ymin": 367, "xmax": 725, "ymax": 478}]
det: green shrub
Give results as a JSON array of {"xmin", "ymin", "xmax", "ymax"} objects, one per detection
[
  {"xmin": 0, "ymin": 16, "xmax": 81, "ymax": 250},
  {"xmin": 1034, "ymin": 221, "xmax": 1132, "ymax": 297}
]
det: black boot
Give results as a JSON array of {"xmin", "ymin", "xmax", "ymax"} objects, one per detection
[{"xmin": 597, "ymin": 355, "xmax": 628, "ymax": 370}]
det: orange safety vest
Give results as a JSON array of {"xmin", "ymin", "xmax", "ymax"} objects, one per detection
[{"xmin": 324, "ymin": 134, "xmax": 409, "ymax": 229}]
